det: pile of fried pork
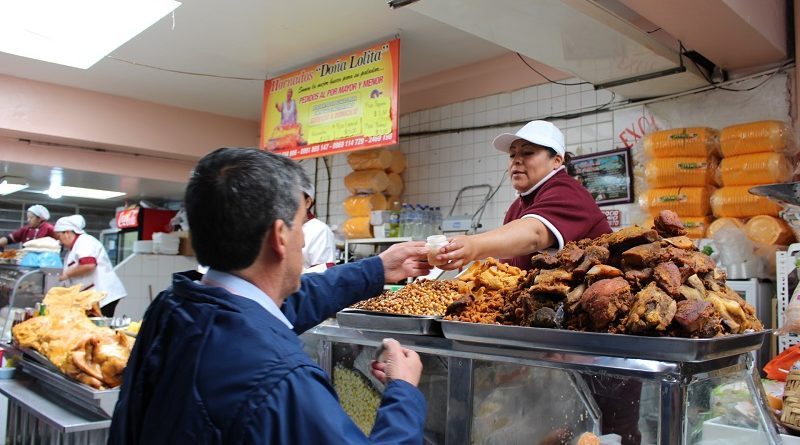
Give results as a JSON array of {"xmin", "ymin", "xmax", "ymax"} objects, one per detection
[{"xmin": 446, "ymin": 210, "xmax": 763, "ymax": 338}]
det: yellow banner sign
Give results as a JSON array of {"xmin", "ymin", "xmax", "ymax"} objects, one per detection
[{"xmin": 260, "ymin": 39, "xmax": 399, "ymax": 159}]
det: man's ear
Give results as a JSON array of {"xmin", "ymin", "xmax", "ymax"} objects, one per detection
[{"xmin": 266, "ymin": 219, "xmax": 289, "ymax": 260}]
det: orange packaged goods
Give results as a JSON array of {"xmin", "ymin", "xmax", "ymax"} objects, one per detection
[
  {"xmin": 347, "ymin": 149, "xmax": 392, "ymax": 171},
  {"xmin": 343, "ymin": 217, "xmax": 372, "ymax": 239},
  {"xmin": 644, "ymin": 156, "xmax": 718, "ymax": 187},
  {"xmin": 385, "ymin": 173, "xmax": 404, "ymax": 197},
  {"xmin": 642, "ymin": 127, "xmax": 719, "ymax": 158},
  {"xmin": 720, "ymin": 120, "xmax": 788, "ymax": 157},
  {"xmin": 745, "ymin": 215, "xmax": 795, "ymax": 245},
  {"xmin": 706, "ymin": 217, "xmax": 745, "ymax": 239},
  {"xmin": 344, "ymin": 169, "xmax": 389, "ymax": 194},
  {"xmin": 639, "ymin": 186, "xmax": 714, "ymax": 217},
  {"xmin": 343, "ymin": 193, "xmax": 387, "ymax": 217},
  {"xmin": 718, "ymin": 152, "xmax": 792, "ymax": 186},
  {"xmin": 386, "ymin": 150, "xmax": 406, "ymax": 174},
  {"xmin": 710, "ymin": 186, "xmax": 783, "ymax": 218}
]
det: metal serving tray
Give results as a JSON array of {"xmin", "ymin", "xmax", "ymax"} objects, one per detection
[
  {"xmin": 337, "ymin": 309, "xmax": 442, "ymax": 336},
  {"xmin": 20, "ymin": 357, "xmax": 119, "ymax": 418},
  {"xmin": 440, "ymin": 320, "xmax": 770, "ymax": 362}
]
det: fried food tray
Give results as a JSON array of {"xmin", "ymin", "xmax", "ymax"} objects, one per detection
[
  {"xmin": 19, "ymin": 355, "xmax": 119, "ymax": 418},
  {"xmin": 440, "ymin": 320, "xmax": 770, "ymax": 362},
  {"xmin": 336, "ymin": 309, "xmax": 442, "ymax": 336}
]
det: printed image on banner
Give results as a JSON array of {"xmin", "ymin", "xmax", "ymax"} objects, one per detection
[{"xmin": 260, "ymin": 39, "xmax": 399, "ymax": 160}]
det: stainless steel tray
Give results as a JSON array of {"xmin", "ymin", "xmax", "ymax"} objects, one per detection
[
  {"xmin": 337, "ymin": 309, "xmax": 442, "ymax": 336},
  {"xmin": 20, "ymin": 357, "xmax": 119, "ymax": 418},
  {"xmin": 440, "ymin": 320, "xmax": 770, "ymax": 362}
]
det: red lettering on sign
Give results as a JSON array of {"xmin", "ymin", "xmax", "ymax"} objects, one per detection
[{"xmin": 116, "ymin": 208, "xmax": 140, "ymax": 229}]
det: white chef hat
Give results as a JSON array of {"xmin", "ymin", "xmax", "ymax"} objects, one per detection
[
  {"xmin": 54, "ymin": 215, "xmax": 86, "ymax": 234},
  {"xmin": 27, "ymin": 204, "xmax": 50, "ymax": 221}
]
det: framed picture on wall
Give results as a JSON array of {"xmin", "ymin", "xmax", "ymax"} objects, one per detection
[{"xmin": 567, "ymin": 147, "xmax": 633, "ymax": 206}]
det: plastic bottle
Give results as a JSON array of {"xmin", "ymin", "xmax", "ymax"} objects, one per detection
[
  {"xmin": 399, "ymin": 203, "xmax": 410, "ymax": 237},
  {"xmin": 388, "ymin": 201, "xmax": 401, "ymax": 238},
  {"xmin": 434, "ymin": 207, "xmax": 443, "ymax": 235},
  {"xmin": 412, "ymin": 204, "xmax": 425, "ymax": 240}
]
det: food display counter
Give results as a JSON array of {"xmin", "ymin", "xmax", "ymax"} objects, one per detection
[{"xmin": 301, "ymin": 319, "xmax": 779, "ymax": 445}]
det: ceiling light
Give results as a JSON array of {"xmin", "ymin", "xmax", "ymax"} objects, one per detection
[
  {"xmin": 0, "ymin": 176, "xmax": 29, "ymax": 195},
  {"xmin": 37, "ymin": 186, "xmax": 126, "ymax": 200},
  {"xmin": 0, "ymin": 0, "xmax": 182, "ymax": 69}
]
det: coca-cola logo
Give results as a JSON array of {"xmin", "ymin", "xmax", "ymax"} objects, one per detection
[{"xmin": 116, "ymin": 208, "xmax": 139, "ymax": 229}]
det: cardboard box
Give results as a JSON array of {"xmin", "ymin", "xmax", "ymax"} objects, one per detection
[{"xmin": 175, "ymin": 231, "xmax": 195, "ymax": 257}]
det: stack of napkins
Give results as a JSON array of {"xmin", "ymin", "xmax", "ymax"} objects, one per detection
[{"xmin": 22, "ymin": 237, "xmax": 61, "ymax": 253}]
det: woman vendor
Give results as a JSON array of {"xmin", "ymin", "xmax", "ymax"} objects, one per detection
[
  {"xmin": 0, "ymin": 204, "xmax": 56, "ymax": 248},
  {"xmin": 54, "ymin": 215, "xmax": 127, "ymax": 317},
  {"xmin": 435, "ymin": 120, "xmax": 641, "ymax": 445}
]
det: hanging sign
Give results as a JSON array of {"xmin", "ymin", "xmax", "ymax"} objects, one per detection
[{"xmin": 260, "ymin": 39, "xmax": 400, "ymax": 159}]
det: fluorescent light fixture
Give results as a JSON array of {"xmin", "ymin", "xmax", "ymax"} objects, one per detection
[
  {"xmin": 47, "ymin": 168, "xmax": 63, "ymax": 198},
  {"xmin": 0, "ymin": 0, "xmax": 182, "ymax": 69},
  {"xmin": 0, "ymin": 176, "xmax": 29, "ymax": 195},
  {"xmin": 50, "ymin": 185, "xmax": 126, "ymax": 200}
]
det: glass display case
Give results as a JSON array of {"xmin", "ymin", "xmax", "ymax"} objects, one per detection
[
  {"xmin": 301, "ymin": 322, "xmax": 781, "ymax": 445},
  {"xmin": 0, "ymin": 265, "xmax": 60, "ymax": 341}
]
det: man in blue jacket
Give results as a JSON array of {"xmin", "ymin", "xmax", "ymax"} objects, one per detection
[{"xmin": 109, "ymin": 147, "xmax": 432, "ymax": 444}]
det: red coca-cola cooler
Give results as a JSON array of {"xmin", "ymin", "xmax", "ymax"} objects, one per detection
[{"xmin": 102, "ymin": 207, "xmax": 177, "ymax": 265}]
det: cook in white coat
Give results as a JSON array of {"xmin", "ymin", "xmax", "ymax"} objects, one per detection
[
  {"xmin": 300, "ymin": 182, "xmax": 337, "ymax": 270},
  {"xmin": 54, "ymin": 215, "xmax": 127, "ymax": 317}
]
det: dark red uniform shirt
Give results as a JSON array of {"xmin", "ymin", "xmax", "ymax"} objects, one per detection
[{"xmin": 503, "ymin": 169, "xmax": 611, "ymax": 270}]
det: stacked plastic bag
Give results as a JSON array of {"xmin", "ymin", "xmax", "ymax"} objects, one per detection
[
  {"xmin": 639, "ymin": 127, "xmax": 719, "ymax": 238},
  {"xmin": 18, "ymin": 237, "xmax": 62, "ymax": 268},
  {"xmin": 342, "ymin": 148, "xmax": 406, "ymax": 238},
  {"xmin": 711, "ymin": 120, "xmax": 795, "ymax": 246}
]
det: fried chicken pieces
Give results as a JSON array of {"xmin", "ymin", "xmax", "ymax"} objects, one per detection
[
  {"xmin": 12, "ymin": 286, "xmax": 134, "ymax": 389},
  {"xmin": 446, "ymin": 210, "xmax": 763, "ymax": 338}
]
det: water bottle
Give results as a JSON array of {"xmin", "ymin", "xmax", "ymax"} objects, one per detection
[
  {"xmin": 412, "ymin": 204, "xmax": 425, "ymax": 240},
  {"xmin": 434, "ymin": 206, "xmax": 443, "ymax": 235},
  {"xmin": 388, "ymin": 201, "xmax": 400, "ymax": 238},
  {"xmin": 399, "ymin": 203, "xmax": 410, "ymax": 237}
]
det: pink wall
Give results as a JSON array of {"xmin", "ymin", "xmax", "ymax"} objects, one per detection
[{"xmin": 0, "ymin": 74, "xmax": 258, "ymax": 161}]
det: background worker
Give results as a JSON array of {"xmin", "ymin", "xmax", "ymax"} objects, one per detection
[{"xmin": 0, "ymin": 204, "xmax": 56, "ymax": 248}]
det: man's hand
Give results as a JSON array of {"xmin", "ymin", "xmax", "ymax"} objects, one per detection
[
  {"xmin": 371, "ymin": 338, "xmax": 423, "ymax": 386},
  {"xmin": 378, "ymin": 241, "xmax": 432, "ymax": 283}
]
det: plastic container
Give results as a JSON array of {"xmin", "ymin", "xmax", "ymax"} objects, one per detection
[
  {"xmin": 344, "ymin": 169, "xmax": 389, "ymax": 194},
  {"xmin": 642, "ymin": 127, "xmax": 719, "ymax": 158},
  {"xmin": 343, "ymin": 193, "xmax": 387, "ymax": 217},
  {"xmin": 639, "ymin": 186, "xmax": 714, "ymax": 217},
  {"xmin": 385, "ymin": 172, "xmax": 404, "ymax": 197},
  {"xmin": 718, "ymin": 152, "xmax": 792, "ymax": 186},
  {"xmin": 425, "ymin": 235, "xmax": 449, "ymax": 267},
  {"xmin": 644, "ymin": 156, "xmax": 718, "ymax": 187},
  {"xmin": 347, "ymin": 149, "xmax": 392, "ymax": 170},
  {"xmin": 711, "ymin": 186, "xmax": 783, "ymax": 218},
  {"xmin": 720, "ymin": 120, "xmax": 788, "ymax": 157},
  {"xmin": 706, "ymin": 217, "xmax": 745, "ymax": 239},
  {"xmin": 744, "ymin": 214, "xmax": 795, "ymax": 245},
  {"xmin": 343, "ymin": 217, "xmax": 372, "ymax": 239},
  {"xmin": 386, "ymin": 150, "xmax": 406, "ymax": 174}
]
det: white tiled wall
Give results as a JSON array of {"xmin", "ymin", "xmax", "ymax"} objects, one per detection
[
  {"xmin": 114, "ymin": 253, "xmax": 198, "ymax": 320},
  {"xmin": 306, "ymin": 79, "xmax": 619, "ymax": 232}
]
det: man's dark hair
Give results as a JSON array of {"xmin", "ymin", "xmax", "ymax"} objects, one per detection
[{"xmin": 185, "ymin": 147, "xmax": 308, "ymax": 271}]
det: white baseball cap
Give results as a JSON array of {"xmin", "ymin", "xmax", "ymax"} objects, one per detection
[
  {"xmin": 492, "ymin": 120, "xmax": 565, "ymax": 157},
  {"xmin": 300, "ymin": 183, "xmax": 315, "ymax": 200}
]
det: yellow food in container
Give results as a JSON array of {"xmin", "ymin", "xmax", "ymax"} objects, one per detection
[
  {"xmin": 344, "ymin": 169, "xmax": 389, "ymax": 194},
  {"xmin": 343, "ymin": 193, "xmax": 387, "ymax": 217},
  {"xmin": 644, "ymin": 156, "xmax": 718, "ymax": 187},
  {"xmin": 718, "ymin": 152, "xmax": 792, "ymax": 186},
  {"xmin": 347, "ymin": 149, "xmax": 392, "ymax": 170},
  {"xmin": 706, "ymin": 217, "xmax": 745, "ymax": 239},
  {"xmin": 710, "ymin": 186, "xmax": 783, "ymax": 218},
  {"xmin": 385, "ymin": 173, "xmax": 403, "ymax": 197},
  {"xmin": 639, "ymin": 186, "xmax": 714, "ymax": 217},
  {"xmin": 642, "ymin": 127, "xmax": 719, "ymax": 158},
  {"xmin": 386, "ymin": 150, "xmax": 406, "ymax": 174},
  {"xmin": 720, "ymin": 120, "xmax": 788, "ymax": 157},
  {"xmin": 343, "ymin": 217, "xmax": 372, "ymax": 239}
]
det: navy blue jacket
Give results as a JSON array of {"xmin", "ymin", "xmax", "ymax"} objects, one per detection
[{"xmin": 108, "ymin": 257, "xmax": 426, "ymax": 444}]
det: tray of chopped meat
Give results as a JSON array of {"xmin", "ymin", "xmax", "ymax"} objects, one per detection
[
  {"xmin": 337, "ymin": 309, "xmax": 442, "ymax": 336},
  {"xmin": 439, "ymin": 320, "xmax": 770, "ymax": 362}
]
